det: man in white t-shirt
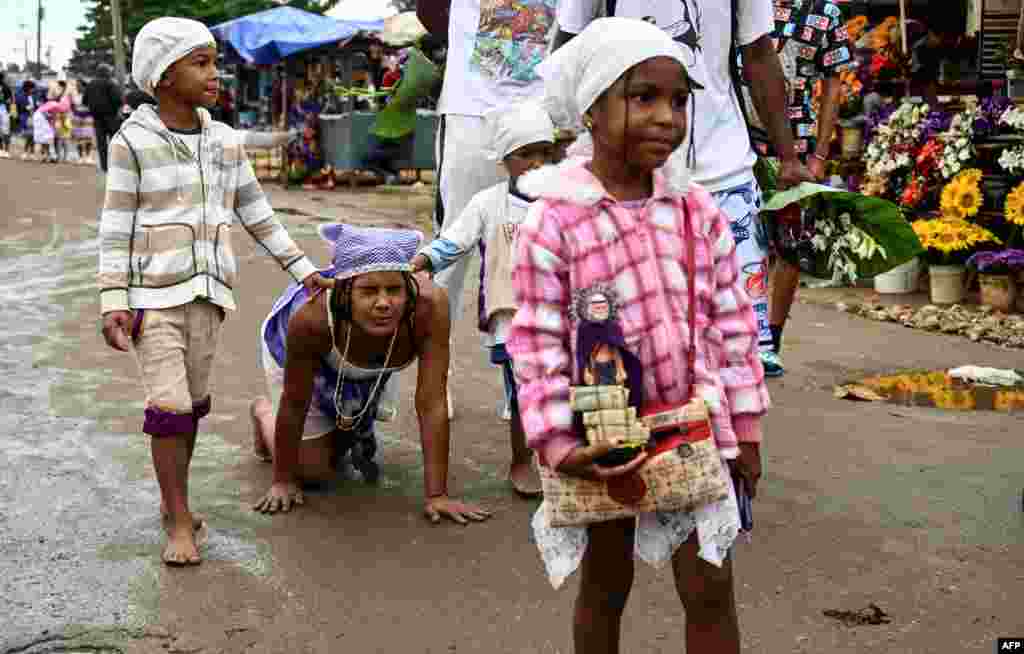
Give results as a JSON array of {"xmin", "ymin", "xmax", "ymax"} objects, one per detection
[
  {"xmin": 418, "ymin": 0, "xmax": 557, "ymax": 417},
  {"xmin": 554, "ymin": 0, "xmax": 813, "ymax": 379},
  {"xmin": 417, "ymin": 0, "xmax": 555, "ymax": 319}
]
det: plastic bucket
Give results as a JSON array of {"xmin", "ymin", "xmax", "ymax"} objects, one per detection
[
  {"xmin": 874, "ymin": 257, "xmax": 919, "ymax": 294},
  {"xmin": 928, "ymin": 265, "xmax": 966, "ymax": 305}
]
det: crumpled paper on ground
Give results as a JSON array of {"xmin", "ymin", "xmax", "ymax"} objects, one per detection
[{"xmin": 948, "ymin": 365, "xmax": 1024, "ymax": 387}]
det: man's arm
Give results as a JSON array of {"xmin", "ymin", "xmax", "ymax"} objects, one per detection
[
  {"xmin": 232, "ymin": 141, "xmax": 318, "ymax": 283},
  {"xmin": 416, "ymin": 0, "xmax": 451, "ymax": 40},
  {"xmin": 740, "ymin": 35, "xmax": 812, "ymax": 188},
  {"xmin": 810, "ymin": 75, "xmax": 842, "ymax": 179}
]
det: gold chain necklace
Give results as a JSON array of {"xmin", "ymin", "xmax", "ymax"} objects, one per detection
[{"xmin": 333, "ymin": 320, "xmax": 398, "ymax": 431}]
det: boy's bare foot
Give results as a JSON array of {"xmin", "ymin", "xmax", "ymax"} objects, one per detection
[
  {"xmin": 508, "ymin": 461, "xmax": 542, "ymax": 498},
  {"xmin": 162, "ymin": 518, "xmax": 201, "ymax": 566},
  {"xmin": 250, "ymin": 397, "xmax": 273, "ymax": 462},
  {"xmin": 160, "ymin": 505, "xmax": 208, "ymax": 547}
]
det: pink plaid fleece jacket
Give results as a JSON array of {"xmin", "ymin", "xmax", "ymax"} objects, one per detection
[{"xmin": 507, "ymin": 159, "xmax": 770, "ymax": 470}]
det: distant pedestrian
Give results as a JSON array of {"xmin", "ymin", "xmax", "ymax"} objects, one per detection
[
  {"xmin": 97, "ymin": 17, "xmax": 331, "ymax": 566},
  {"xmin": 84, "ymin": 65, "xmax": 123, "ymax": 172},
  {"xmin": 70, "ymin": 80, "xmax": 96, "ymax": 164},
  {"xmin": 0, "ymin": 73, "xmax": 12, "ymax": 158},
  {"xmin": 16, "ymin": 80, "xmax": 37, "ymax": 160}
]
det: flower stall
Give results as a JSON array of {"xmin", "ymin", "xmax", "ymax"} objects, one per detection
[{"xmin": 857, "ymin": 94, "xmax": 1024, "ymax": 309}]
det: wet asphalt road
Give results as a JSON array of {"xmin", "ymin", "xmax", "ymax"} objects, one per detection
[{"xmin": 2, "ymin": 160, "xmax": 1024, "ymax": 654}]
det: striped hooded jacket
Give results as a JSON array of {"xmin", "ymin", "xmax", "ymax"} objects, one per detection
[{"xmin": 97, "ymin": 105, "xmax": 316, "ymax": 314}]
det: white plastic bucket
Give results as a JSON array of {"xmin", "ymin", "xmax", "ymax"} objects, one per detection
[
  {"xmin": 874, "ymin": 257, "xmax": 920, "ymax": 294},
  {"xmin": 929, "ymin": 264, "xmax": 966, "ymax": 305}
]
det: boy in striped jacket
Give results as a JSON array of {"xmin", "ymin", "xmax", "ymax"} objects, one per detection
[{"xmin": 98, "ymin": 17, "xmax": 329, "ymax": 566}]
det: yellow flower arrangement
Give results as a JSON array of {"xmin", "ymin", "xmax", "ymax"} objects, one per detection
[
  {"xmin": 912, "ymin": 217, "xmax": 1002, "ymax": 264},
  {"xmin": 956, "ymin": 168, "xmax": 983, "ymax": 187},
  {"xmin": 1006, "ymin": 182, "xmax": 1024, "ymax": 227},
  {"xmin": 939, "ymin": 171, "xmax": 983, "ymax": 220}
]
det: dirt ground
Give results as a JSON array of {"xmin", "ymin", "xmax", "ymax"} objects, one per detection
[{"xmin": 1, "ymin": 159, "xmax": 1022, "ymax": 654}]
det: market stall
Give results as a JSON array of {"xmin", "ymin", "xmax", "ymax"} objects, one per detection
[
  {"xmin": 818, "ymin": 2, "xmax": 1024, "ymax": 312},
  {"xmin": 211, "ymin": 7, "xmax": 439, "ymax": 188}
]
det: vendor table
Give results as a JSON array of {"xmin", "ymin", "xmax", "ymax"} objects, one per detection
[{"xmin": 320, "ymin": 110, "xmax": 438, "ymax": 173}]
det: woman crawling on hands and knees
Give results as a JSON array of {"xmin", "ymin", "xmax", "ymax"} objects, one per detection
[{"xmin": 251, "ymin": 223, "xmax": 491, "ymax": 525}]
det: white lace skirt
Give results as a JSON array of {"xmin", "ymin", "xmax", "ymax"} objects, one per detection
[{"xmin": 531, "ymin": 459, "xmax": 742, "ymax": 589}]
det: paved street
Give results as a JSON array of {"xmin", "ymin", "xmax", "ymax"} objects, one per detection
[{"xmin": 1, "ymin": 159, "xmax": 1022, "ymax": 654}]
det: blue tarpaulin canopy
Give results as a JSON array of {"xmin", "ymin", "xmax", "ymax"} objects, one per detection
[{"xmin": 210, "ymin": 7, "xmax": 384, "ymax": 65}]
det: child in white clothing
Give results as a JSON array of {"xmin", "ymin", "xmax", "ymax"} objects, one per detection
[{"xmin": 411, "ymin": 100, "xmax": 556, "ymax": 497}]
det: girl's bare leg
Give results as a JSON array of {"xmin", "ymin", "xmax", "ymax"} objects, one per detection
[
  {"xmin": 672, "ymin": 534, "xmax": 741, "ymax": 654},
  {"xmin": 574, "ymin": 519, "xmax": 636, "ymax": 654}
]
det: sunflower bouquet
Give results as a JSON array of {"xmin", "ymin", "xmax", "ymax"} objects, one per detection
[
  {"xmin": 939, "ymin": 169, "xmax": 983, "ymax": 220},
  {"xmin": 912, "ymin": 216, "xmax": 1002, "ymax": 266},
  {"xmin": 1005, "ymin": 182, "xmax": 1024, "ymax": 227}
]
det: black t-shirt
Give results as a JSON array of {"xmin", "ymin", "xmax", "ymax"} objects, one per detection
[{"xmin": 84, "ymin": 78, "xmax": 123, "ymax": 118}]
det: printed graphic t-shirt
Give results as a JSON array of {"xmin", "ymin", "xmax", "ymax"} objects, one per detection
[
  {"xmin": 440, "ymin": 0, "xmax": 557, "ymax": 116},
  {"xmin": 556, "ymin": 0, "xmax": 775, "ymax": 192},
  {"xmin": 745, "ymin": 0, "xmax": 853, "ymax": 159}
]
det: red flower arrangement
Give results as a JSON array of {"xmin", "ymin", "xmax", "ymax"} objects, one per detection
[{"xmin": 870, "ymin": 52, "xmax": 901, "ymax": 80}]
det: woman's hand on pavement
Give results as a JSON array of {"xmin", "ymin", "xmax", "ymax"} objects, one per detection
[
  {"xmin": 424, "ymin": 495, "xmax": 492, "ymax": 525},
  {"xmin": 254, "ymin": 481, "xmax": 305, "ymax": 514},
  {"xmin": 556, "ymin": 442, "xmax": 648, "ymax": 481}
]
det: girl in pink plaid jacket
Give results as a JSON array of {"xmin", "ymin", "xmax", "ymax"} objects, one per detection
[{"xmin": 506, "ymin": 17, "xmax": 771, "ymax": 654}]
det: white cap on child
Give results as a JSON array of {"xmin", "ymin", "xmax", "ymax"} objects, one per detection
[
  {"xmin": 132, "ymin": 17, "xmax": 217, "ymax": 96},
  {"xmin": 536, "ymin": 17, "xmax": 703, "ymax": 132},
  {"xmin": 483, "ymin": 100, "xmax": 556, "ymax": 162}
]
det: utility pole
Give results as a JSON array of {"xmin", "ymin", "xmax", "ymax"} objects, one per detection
[
  {"xmin": 36, "ymin": 0, "xmax": 42, "ymax": 76},
  {"xmin": 111, "ymin": 0, "xmax": 127, "ymax": 85},
  {"xmin": 20, "ymin": 21, "xmax": 29, "ymax": 71}
]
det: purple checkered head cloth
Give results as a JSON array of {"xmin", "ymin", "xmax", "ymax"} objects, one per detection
[{"xmin": 318, "ymin": 223, "xmax": 423, "ymax": 282}]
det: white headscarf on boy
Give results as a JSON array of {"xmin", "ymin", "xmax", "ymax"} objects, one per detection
[
  {"xmin": 132, "ymin": 18, "xmax": 217, "ymax": 96},
  {"xmin": 482, "ymin": 100, "xmax": 556, "ymax": 162},
  {"xmin": 536, "ymin": 17, "xmax": 703, "ymax": 190}
]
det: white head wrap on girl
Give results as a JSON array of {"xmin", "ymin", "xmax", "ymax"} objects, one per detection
[
  {"xmin": 536, "ymin": 17, "xmax": 702, "ymax": 133},
  {"xmin": 483, "ymin": 100, "xmax": 555, "ymax": 162},
  {"xmin": 132, "ymin": 17, "xmax": 217, "ymax": 96},
  {"xmin": 536, "ymin": 17, "xmax": 703, "ymax": 192}
]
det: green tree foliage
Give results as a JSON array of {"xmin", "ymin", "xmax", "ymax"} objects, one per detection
[{"xmin": 68, "ymin": 0, "xmax": 344, "ymax": 78}]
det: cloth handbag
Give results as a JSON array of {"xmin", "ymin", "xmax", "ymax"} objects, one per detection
[{"xmin": 538, "ymin": 205, "xmax": 731, "ymax": 528}]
